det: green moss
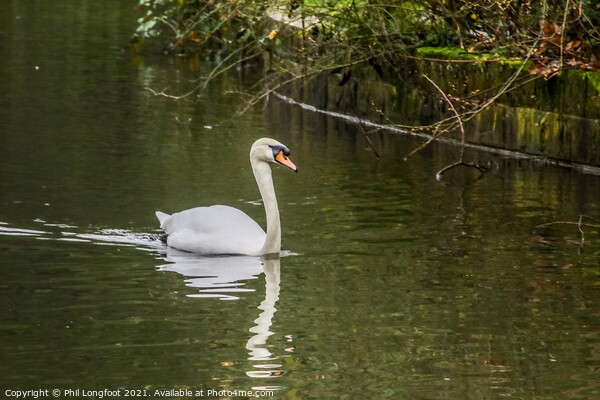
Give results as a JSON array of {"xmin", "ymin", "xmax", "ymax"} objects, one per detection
[
  {"xmin": 582, "ymin": 71, "xmax": 600, "ymax": 94},
  {"xmin": 416, "ymin": 46, "xmax": 472, "ymax": 59},
  {"xmin": 415, "ymin": 46, "xmax": 530, "ymax": 69}
]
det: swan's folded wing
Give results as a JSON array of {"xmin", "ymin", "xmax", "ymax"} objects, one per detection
[{"xmin": 159, "ymin": 205, "xmax": 266, "ymax": 255}]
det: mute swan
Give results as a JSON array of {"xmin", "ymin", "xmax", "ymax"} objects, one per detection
[{"xmin": 155, "ymin": 138, "xmax": 297, "ymax": 256}]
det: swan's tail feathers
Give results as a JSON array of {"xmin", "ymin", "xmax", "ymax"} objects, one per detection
[{"xmin": 155, "ymin": 211, "xmax": 171, "ymax": 227}]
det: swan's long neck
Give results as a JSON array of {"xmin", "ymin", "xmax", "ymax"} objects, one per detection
[{"xmin": 251, "ymin": 159, "xmax": 280, "ymax": 255}]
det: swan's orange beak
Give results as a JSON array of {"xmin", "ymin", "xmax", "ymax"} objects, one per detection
[{"xmin": 275, "ymin": 150, "xmax": 298, "ymax": 172}]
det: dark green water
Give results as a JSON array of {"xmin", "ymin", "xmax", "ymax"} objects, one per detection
[{"xmin": 1, "ymin": 2, "xmax": 599, "ymax": 399}]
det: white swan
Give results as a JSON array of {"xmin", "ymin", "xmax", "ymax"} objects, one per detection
[{"xmin": 155, "ymin": 138, "xmax": 297, "ymax": 256}]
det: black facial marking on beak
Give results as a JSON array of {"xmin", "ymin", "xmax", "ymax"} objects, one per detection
[{"xmin": 269, "ymin": 144, "xmax": 290, "ymax": 158}]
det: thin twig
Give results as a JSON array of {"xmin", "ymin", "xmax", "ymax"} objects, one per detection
[
  {"xmin": 422, "ymin": 73, "xmax": 465, "ymax": 147},
  {"xmin": 535, "ymin": 221, "xmax": 600, "ymax": 229},
  {"xmin": 421, "ymin": 73, "xmax": 487, "ymax": 180},
  {"xmin": 357, "ymin": 123, "xmax": 381, "ymax": 158},
  {"xmin": 578, "ymin": 214, "xmax": 585, "ymax": 245},
  {"xmin": 560, "ymin": 0, "xmax": 570, "ymax": 69},
  {"xmin": 435, "ymin": 161, "xmax": 488, "ymax": 181}
]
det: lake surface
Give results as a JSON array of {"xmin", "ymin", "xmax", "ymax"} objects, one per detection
[{"xmin": 1, "ymin": 1, "xmax": 599, "ymax": 399}]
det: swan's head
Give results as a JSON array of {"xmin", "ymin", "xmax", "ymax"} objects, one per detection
[{"xmin": 251, "ymin": 138, "xmax": 298, "ymax": 172}]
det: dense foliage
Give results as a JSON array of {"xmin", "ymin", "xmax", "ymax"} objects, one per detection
[
  {"xmin": 135, "ymin": 0, "xmax": 600, "ymax": 74},
  {"xmin": 134, "ymin": 1, "xmax": 600, "ymax": 181}
]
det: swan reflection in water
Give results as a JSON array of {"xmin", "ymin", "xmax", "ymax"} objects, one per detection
[
  {"xmin": 156, "ymin": 249, "xmax": 290, "ymax": 389},
  {"xmin": 157, "ymin": 248, "xmax": 264, "ymax": 300}
]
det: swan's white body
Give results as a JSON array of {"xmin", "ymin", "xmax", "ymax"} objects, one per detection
[
  {"xmin": 155, "ymin": 138, "xmax": 297, "ymax": 256},
  {"xmin": 156, "ymin": 206, "xmax": 266, "ymax": 255}
]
